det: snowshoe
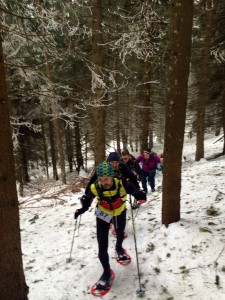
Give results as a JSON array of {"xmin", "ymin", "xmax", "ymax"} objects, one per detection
[
  {"xmin": 111, "ymin": 228, "xmax": 128, "ymax": 239},
  {"xmin": 115, "ymin": 248, "xmax": 131, "ymax": 266},
  {"xmin": 137, "ymin": 199, "xmax": 147, "ymax": 204},
  {"xmin": 91, "ymin": 269, "xmax": 115, "ymax": 296},
  {"xmin": 134, "ymin": 190, "xmax": 147, "ymax": 204}
]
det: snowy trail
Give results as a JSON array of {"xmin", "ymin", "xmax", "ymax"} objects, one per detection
[{"xmin": 20, "ymin": 136, "xmax": 225, "ymax": 300}]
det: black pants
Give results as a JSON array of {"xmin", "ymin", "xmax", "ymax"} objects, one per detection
[{"xmin": 96, "ymin": 209, "xmax": 126, "ymax": 272}]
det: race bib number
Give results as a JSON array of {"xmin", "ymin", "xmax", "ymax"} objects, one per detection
[{"xmin": 95, "ymin": 208, "xmax": 113, "ymax": 223}]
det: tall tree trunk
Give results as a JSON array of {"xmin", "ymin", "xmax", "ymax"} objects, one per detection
[
  {"xmin": 141, "ymin": 61, "xmax": 152, "ymax": 151},
  {"xmin": 36, "ymin": 0, "xmax": 66, "ymax": 182},
  {"xmin": 52, "ymin": 118, "xmax": 66, "ymax": 181},
  {"xmin": 15, "ymin": 149, "xmax": 24, "ymax": 196},
  {"xmin": 74, "ymin": 119, "xmax": 84, "ymax": 173},
  {"xmin": 46, "ymin": 65, "xmax": 66, "ymax": 184},
  {"xmin": 0, "ymin": 34, "xmax": 29, "ymax": 300},
  {"xmin": 223, "ymin": 69, "xmax": 225, "ymax": 155},
  {"xmin": 49, "ymin": 118, "xmax": 59, "ymax": 180},
  {"xmin": 114, "ymin": 55, "xmax": 121, "ymax": 153},
  {"xmin": 115, "ymin": 86, "xmax": 121, "ymax": 153},
  {"xmin": 162, "ymin": 0, "xmax": 194, "ymax": 227},
  {"xmin": 71, "ymin": 65, "xmax": 84, "ymax": 173},
  {"xmin": 18, "ymin": 126, "xmax": 29, "ymax": 183},
  {"xmin": 84, "ymin": 130, "xmax": 89, "ymax": 171},
  {"xmin": 195, "ymin": 0, "xmax": 213, "ymax": 161},
  {"xmin": 92, "ymin": 0, "xmax": 106, "ymax": 165},
  {"xmin": 214, "ymin": 103, "xmax": 221, "ymax": 136},
  {"xmin": 41, "ymin": 118, "xmax": 49, "ymax": 179},
  {"xmin": 64, "ymin": 120, "xmax": 73, "ymax": 173}
]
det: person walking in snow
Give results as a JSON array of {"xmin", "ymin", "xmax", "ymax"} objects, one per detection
[
  {"xmin": 121, "ymin": 149, "xmax": 143, "ymax": 208},
  {"xmin": 121, "ymin": 149, "xmax": 142, "ymax": 180},
  {"xmin": 136, "ymin": 149, "xmax": 161, "ymax": 193},
  {"xmin": 74, "ymin": 161, "xmax": 129, "ymax": 290},
  {"xmin": 84, "ymin": 151, "xmax": 146, "ymax": 203}
]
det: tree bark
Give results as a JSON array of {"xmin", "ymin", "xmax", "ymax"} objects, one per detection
[
  {"xmin": 141, "ymin": 57, "xmax": 152, "ymax": 150},
  {"xmin": 48, "ymin": 118, "xmax": 59, "ymax": 180},
  {"xmin": 46, "ymin": 62, "xmax": 66, "ymax": 184},
  {"xmin": 41, "ymin": 118, "xmax": 49, "ymax": 179},
  {"xmin": 195, "ymin": 0, "xmax": 213, "ymax": 161},
  {"xmin": 115, "ymin": 77, "xmax": 121, "ymax": 153},
  {"xmin": 92, "ymin": 0, "xmax": 106, "ymax": 165},
  {"xmin": 162, "ymin": 0, "xmax": 194, "ymax": 227},
  {"xmin": 74, "ymin": 119, "xmax": 84, "ymax": 173},
  {"xmin": 64, "ymin": 120, "xmax": 74, "ymax": 173},
  {"xmin": 18, "ymin": 126, "xmax": 30, "ymax": 183},
  {"xmin": 0, "ymin": 33, "xmax": 29, "ymax": 300},
  {"xmin": 223, "ymin": 68, "xmax": 225, "ymax": 155}
]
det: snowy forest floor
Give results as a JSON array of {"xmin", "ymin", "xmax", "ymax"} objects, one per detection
[{"xmin": 19, "ymin": 135, "xmax": 225, "ymax": 300}]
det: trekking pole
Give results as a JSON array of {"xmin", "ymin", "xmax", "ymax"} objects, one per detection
[
  {"xmin": 133, "ymin": 198, "xmax": 141, "ymax": 220},
  {"xmin": 77, "ymin": 215, "xmax": 82, "ymax": 236},
  {"xmin": 134, "ymin": 206, "xmax": 140, "ymax": 220},
  {"xmin": 66, "ymin": 216, "xmax": 79, "ymax": 263},
  {"xmin": 129, "ymin": 195, "xmax": 145, "ymax": 297}
]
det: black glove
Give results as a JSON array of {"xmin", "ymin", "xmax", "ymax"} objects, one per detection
[
  {"xmin": 133, "ymin": 190, "xmax": 146, "ymax": 202},
  {"xmin": 74, "ymin": 208, "xmax": 84, "ymax": 219},
  {"xmin": 79, "ymin": 194, "xmax": 87, "ymax": 206},
  {"xmin": 74, "ymin": 195, "xmax": 90, "ymax": 219}
]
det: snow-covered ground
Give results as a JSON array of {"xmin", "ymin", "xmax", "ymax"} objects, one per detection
[{"xmin": 19, "ymin": 134, "xmax": 225, "ymax": 300}]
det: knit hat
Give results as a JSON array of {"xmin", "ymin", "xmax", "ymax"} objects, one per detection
[
  {"xmin": 143, "ymin": 148, "xmax": 151, "ymax": 154},
  {"xmin": 107, "ymin": 152, "xmax": 120, "ymax": 162},
  {"xmin": 97, "ymin": 161, "xmax": 114, "ymax": 177}
]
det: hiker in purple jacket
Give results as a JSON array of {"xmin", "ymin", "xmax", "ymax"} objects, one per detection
[{"xmin": 136, "ymin": 149, "xmax": 161, "ymax": 193}]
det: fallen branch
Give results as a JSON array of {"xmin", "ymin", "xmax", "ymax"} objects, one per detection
[{"xmin": 19, "ymin": 175, "xmax": 90, "ymax": 208}]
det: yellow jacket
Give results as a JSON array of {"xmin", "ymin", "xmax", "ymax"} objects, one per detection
[{"xmin": 90, "ymin": 178, "xmax": 127, "ymax": 216}]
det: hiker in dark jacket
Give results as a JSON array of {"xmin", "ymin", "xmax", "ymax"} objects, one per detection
[
  {"xmin": 121, "ymin": 149, "xmax": 141, "ymax": 180},
  {"xmin": 121, "ymin": 149, "xmax": 143, "ymax": 208}
]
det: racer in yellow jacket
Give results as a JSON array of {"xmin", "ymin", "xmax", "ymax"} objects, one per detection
[{"xmin": 74, "ymin": 161, "xmax": 129, "ymax": 289}]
